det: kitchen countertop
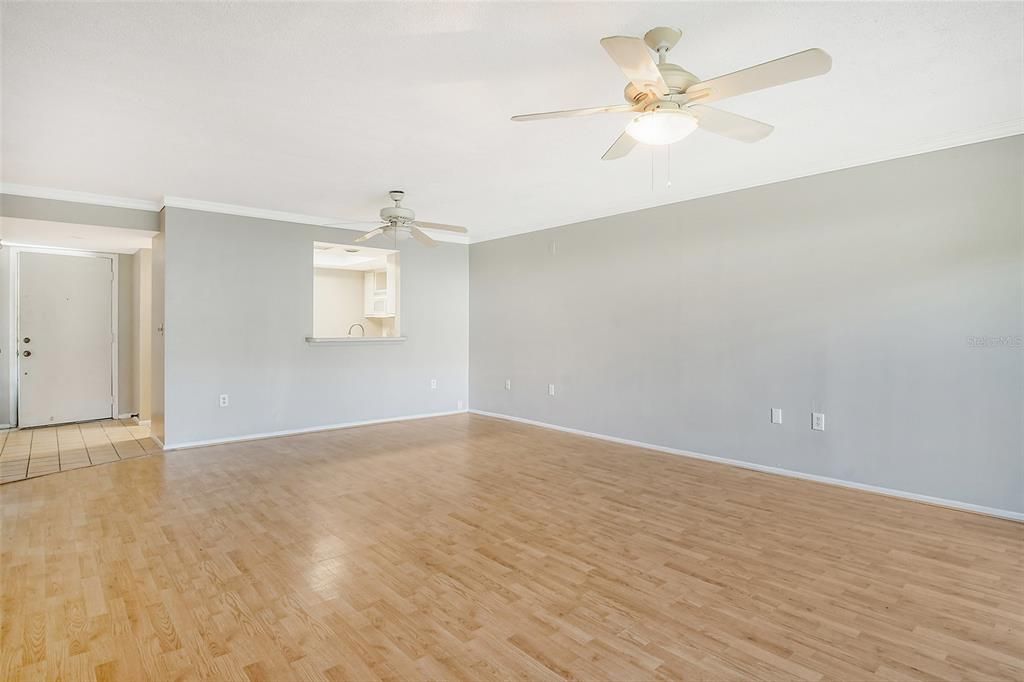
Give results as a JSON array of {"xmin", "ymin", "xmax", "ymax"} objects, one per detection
[{"xmin": 305, "ymin": 336, "xmax": 407, "ymax": 345}]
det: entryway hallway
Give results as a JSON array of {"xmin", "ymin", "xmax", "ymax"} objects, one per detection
[{"xmin": 0, "ymin": 419, "xmax": 158, "ymax": 484}]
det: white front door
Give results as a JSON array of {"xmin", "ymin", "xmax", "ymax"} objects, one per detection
[{"xmin": 18, "ymin": 251, "xmax": 115, "ymax": 427}]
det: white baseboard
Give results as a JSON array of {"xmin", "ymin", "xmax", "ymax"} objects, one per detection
[
  {"xmin": 470, "ymin": 409, "xmax": 1023, "ymax": 523},
  {"xmin": 150, "ymin": 433, "xmax": 164, "ymax": 449},
  {"xmin": 0, "ymin": 424, "xmax": 11, "ymax": 430},
  {"xmin": 162, "ymin": 409, "xmax": 468, "ymax": 451},
  {"xmin": 134, "ymin": 418, "xmax": 151, "ymax": 427}
]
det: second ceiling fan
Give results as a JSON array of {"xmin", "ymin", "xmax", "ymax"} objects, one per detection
[
  {"xmin": 512, "ymin": 27, "xmax": 832, "ymax": 159},
  {"xmin": 331, "ymin": 191, "xmax": 468, "ymax": 247}
]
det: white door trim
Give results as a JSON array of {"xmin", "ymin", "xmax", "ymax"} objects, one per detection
[{"xmin": 8, "ymin": 246, "xmax": 119, "ymax": 427}]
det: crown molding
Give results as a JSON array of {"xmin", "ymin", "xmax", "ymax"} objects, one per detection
[
  {"xmin": 0, "ymin": 186, "xmax": 469, "ymax": 243},
  {"xmin": 163, "ymin": 196, "xmax": 469, "ymax": 243},
  {"xmin": 0, "ymin": 183, "xmax": 163, "ymax": 212},
  {"xmin": 162, "ymin": 196, "xmax": 339, "ymax": 226}
]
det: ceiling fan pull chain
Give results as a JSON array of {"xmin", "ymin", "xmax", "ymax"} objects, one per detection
[
  {"xmin": 650, "ymin": 146, "xmax": 655, "ymax": 192},
  {"xmin": 666, "ymin": 144, "xmax": 672, "ymax": 189}
]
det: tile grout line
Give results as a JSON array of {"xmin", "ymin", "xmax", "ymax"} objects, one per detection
[{"xmin": 1, "ymin": 421, "xmax": 157, "ymax": 484}]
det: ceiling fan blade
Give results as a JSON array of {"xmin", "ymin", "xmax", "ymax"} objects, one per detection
[
  {"xmin": 689, "ymin": 104, "xmax": 774, "ymax": 143},
  {"xmin": 679, "ymin": 47, "xmax": 831, "ymax": 103},
  {"xmin": 601, "ymin": 130, "xmax": 638, "ymax": 161},
  {"xmin": 511, "ymin": 104, "xmax": 635, "ymax": 122},
  {"xmin": 684, "ymin": 48, "xmax": 832, "ymax": 104},
  {"xmin": 324, "ymin": 219, "xmax": 381, "ymax": 228},
  {"xmin": 409, "ymin": 225, "xmax": 437, "ymax": 247},
  {"xmin": 413, "ymin": 221, "xmax": 468, "ymax": 234},
  {"xmin": 354, "ymin": 226, "xmax": 387, "ymax": 243},
  {"xmin": 600, "ymin": 36, "xmax": 669, "ymax": 96}
]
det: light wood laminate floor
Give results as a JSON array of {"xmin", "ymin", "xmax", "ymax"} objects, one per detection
[{"xmin": 1, "ymin": 414, "xmax": 1021, "ymax": 681}]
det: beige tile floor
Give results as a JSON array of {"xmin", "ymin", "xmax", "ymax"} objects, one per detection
[{"xmin": 0, "ymin": 418, "xmax": 159, "ymax": 484}]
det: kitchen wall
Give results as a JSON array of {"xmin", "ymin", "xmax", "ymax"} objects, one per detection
[
  {"xmin": 160, "ymin": 208, "xmax": 468, "ymax": 446},
  {"xmin": 313, "ymin": 267, "xmax": 382, "ymax": 338},
  {"xmin": 469, "ymin": 135, "xmax": 1024, "ymax": 515}
]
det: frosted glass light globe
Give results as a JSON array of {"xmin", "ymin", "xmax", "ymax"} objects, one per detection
[{"xmin": 626, "ymin": 110, "xmax": 698, "ymax": 145}]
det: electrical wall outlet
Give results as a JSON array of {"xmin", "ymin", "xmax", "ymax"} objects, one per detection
[
  {"xmin": 548, "ymin": 384, "xmax": 556, "ymax": 397},
  {"xmin": 430, "ymin": 378, "xmax": 437, "ymax": 390},
  {"xmin": 504, "ymin": 379, "xmax": 511, "ymax": 391},
  {"xmin": 771, "ymin": 408, "xmax": 783, "ymax": 424},
  {"xmin": 219, "ymin": 394, "xmax": 229, "ymax": 407},
  {"xmin": 812, "ymin": 412, "xmax": 826, "ymax": 431}
]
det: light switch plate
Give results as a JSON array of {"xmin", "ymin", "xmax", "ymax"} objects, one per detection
[
  {"xmin": 548, "ymin": 384, "xmax": 555, "ymax": 397},
  {"xmin": 812, "ymin": 412, "xmax": 826, "ymax": 431},
  {"xmin": 505, "ymin": 379, "xmax": 511, "ymax": 391},
  {"xmin": 771, "ymin": 408, "xmax": 783, "ymax": 424}
]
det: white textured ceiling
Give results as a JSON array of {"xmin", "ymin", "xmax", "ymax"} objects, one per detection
[{"xmin": 2, "ymin": 2, "xmax": 1022, "ymax": 242}]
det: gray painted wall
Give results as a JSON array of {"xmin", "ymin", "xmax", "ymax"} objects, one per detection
[
  {"xmin": 0, "ymin": 193, "xmax": 159, "ymax": 231},
  {"xmin": 151, "ymin": 222, "xmax": 166, "ymax": 443},
  {"xmin": 116, "ymin": 253, "xmax": 135, "ymax": 415},
  {"xmin": 469, "ymin": 136, "xmax": 1024, "ymax": 514},
  {"xmin": 0, "ymin": 249, "xmax": 10, "ymax": 425},
  {"xmin": 161, "ymin": 208, "xmax": 468, "ymax": 446}
]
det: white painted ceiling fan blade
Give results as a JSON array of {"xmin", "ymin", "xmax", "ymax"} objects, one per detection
[
  {"xmin": 600, "ymin": 36, "xmax": 669, "ymax": 96},
  {"xmin": 324, "ymin": 219, "xmax": 382, "ymax": 228},
  {"xmin": 601, "ymin": 129, "xmax": 638, "ymax": 160},
  {"xmin": 409, "ymin": 225, "xmax": 437, "ymax": 247},
  {"xmin": 413, "ymin": 221, "xmax": 468, "ymax": 234},
  {"xmin": 689, "ymin": 105, "xmax": 774, "ymax": 142},
  {"xmin": 354, "ymin": 226, "xmax": 387, "ymax": 242},
  {"xmin": 511, "ymin": 104, "xmax": 635, "ymax": 122},
  {"xmin": 684, "ymin": 48, "xmax": 832, "ymax": 104}
]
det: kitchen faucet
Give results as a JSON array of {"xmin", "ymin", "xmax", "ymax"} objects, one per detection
[{"xmin": 347, "ymin": 323, "xmax": 365, "ymax": 337}]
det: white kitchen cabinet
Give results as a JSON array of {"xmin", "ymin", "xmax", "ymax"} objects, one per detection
[{"xmin": 363, "ymin": 256, "xmax": 398, "ymax": 318}]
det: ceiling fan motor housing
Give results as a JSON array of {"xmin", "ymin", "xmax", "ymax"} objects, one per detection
[
  {"xmin": 380, "ymin": 205, "xmax": 415, "ymax": 223},
  {"xmin": 624, "ymin": 63, "xmax": 699, "ymax": 104}
]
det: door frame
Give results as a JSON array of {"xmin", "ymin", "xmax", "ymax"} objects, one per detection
[{"xmin": 7, "ymin": 246, "xmax": 119, "ymax": 428}]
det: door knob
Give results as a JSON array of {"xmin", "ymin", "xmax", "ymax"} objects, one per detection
[
  {"xmin": 22, "ymin": 350, "xmax": 31, "ymax": 357},
  {"xmin": 23, "ymin": 337, "xmax": 30, "ymax": 343}
]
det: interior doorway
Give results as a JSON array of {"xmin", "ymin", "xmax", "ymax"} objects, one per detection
[
  {"xmin": 1, "ymin": 217, "xmax": 157, "ymax": 427},
  {"xmin": 0, "ymin": 219, "xmax": 158, "ymax": 484},
  {"xmin": 17, "ymin": 249, "xmax": 117, "ymax": 427}
]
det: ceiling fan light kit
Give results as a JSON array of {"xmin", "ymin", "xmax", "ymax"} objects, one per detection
[
  {"xmin": 511, "ymin": 25, "xmax": 832, "ymax": 160},
  {"xmin": 626, "ymin": 108, "xmax": 698, "ymax": 145}
]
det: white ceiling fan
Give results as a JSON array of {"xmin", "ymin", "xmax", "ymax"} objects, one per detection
[
  {"xmin": 512, "ymin": 27, "xmax": 832, "ymax": 160},
  {"xmin": 330, "ymin": 191, "xmax": 468, "ymax": 247}
]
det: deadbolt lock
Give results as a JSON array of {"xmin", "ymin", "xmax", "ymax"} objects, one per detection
[
  {"xmin": 23, "ymin": 337, "xmax": 30, "ymax": 344},
  {"xmin": 22, "ymin": 350, "xmax": 31, "ymax": 357}
]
